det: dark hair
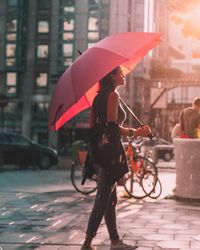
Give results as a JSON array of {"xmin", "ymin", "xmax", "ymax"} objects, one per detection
[
  {"xmin": 193, "ymin": 97, "xmax": 200, "ymax": 106},
  {"xmin": 99, "ymin": 67, "xmax": 119, "ymax": 93}
]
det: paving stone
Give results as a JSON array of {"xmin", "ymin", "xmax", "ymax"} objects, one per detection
[
  {"xmin": 142, "ymin": 234, "xmax": 173, "ymax": 241},
  {"xmin": 1, "ymin": 169, "xmax": 200, "ymax": 249},
  {"xmin": 156, "ymin": 240, "xmax": 190, "ymax": 248},
  {"xmin": 161, "ymin": 223, "xmax": 189, "ymax": 230},
  {"xmin": 190, "ymin": 241, "xmax": 200, "ymax": 249}
]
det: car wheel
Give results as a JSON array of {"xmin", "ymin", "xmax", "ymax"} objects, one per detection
[
  {"xmin": 38, "ymin": 155, "xmax": 52, "ymax": 169},
  {"xmin": 163, "ymin": 152, "xmax": 172, "ymax": 161}
]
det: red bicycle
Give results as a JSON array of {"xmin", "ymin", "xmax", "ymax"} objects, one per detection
[{"xmin": 123, "ymin": 137, "xmax": 162, "ymax": 199}]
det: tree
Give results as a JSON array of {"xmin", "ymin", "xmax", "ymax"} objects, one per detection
[{"xmin": 166, "ymin": 0, "xmax": 200, "ymax": 40}]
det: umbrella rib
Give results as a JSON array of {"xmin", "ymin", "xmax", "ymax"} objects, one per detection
[{"xmin": 93, "ymin": 46, "xmax": 129, "ymax": 60}]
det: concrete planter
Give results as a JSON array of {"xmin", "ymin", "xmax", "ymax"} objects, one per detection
[{"xmin": 173, "ymin": 138, "xmax": 200, "ymax": 200}]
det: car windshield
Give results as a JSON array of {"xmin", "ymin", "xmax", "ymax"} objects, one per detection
[{"xmin": 2, "ymin": 134, "xmax": 31, "ymax": 146}]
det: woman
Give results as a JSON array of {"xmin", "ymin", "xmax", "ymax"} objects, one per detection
[{"xmin": 81, "ymin": 66, "xmax": 151, "ymax": 250}]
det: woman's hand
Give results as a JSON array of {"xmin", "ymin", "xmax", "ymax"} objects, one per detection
[{"xmin": 134, "ymin": 125, "xmax": 152, "ymax": 137}]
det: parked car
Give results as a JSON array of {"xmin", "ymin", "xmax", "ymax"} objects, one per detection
[
  {"xmin": 140, "ymin": 137, "xmax": 174, "ymax": 162},
  {"xmin": 0, "ymin": 132, "xmax": 58, "ymax": 169}
]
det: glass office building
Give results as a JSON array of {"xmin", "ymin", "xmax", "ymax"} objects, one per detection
[{"xmin": 0, "ymin": 0, "xmax": 159, "ymax": 148}]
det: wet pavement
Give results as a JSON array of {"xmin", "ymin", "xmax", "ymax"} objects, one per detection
[{"xmin": 0, "ymin": 163, "xmax": 200, "ymax": 250}]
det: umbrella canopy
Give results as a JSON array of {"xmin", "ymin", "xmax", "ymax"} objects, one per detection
[{"xmin": 48, "ymin": 32, "xmax": 161, "ymax": 131}]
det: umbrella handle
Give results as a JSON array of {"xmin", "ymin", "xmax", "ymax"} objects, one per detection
[{"xmin": 119, "ymin": 98, "xmax": 153, "ymax": 139}]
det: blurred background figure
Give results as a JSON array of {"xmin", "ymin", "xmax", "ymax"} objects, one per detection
[
  {"xmin": 179, "ymin": 97, "xmax": 200, "ymax": 138},
  {"xmin": 171, "ymin": 123, "xmax": 181, "ymax": 139}
]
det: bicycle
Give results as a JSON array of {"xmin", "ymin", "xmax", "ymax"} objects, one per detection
[
  {"xmin": 123, "ymin": 137, "xmax": 162, "ymax": 199},
  {"xmin": 71, "ymin": 138, "xmax": 162, "ymax": 199},
  {"xmin": 71, "ymin": 150, "xmax": 97, "ymax": 195}
]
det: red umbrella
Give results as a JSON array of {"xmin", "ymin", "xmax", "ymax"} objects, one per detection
[{"xmin": 48, "ymin": 32, "xmax": 161, "ymax": 131}]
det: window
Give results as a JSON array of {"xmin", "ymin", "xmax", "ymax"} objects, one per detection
[
  {"xmin": 63, "ymin": 43, "xmax": 73, "ymax": 57},
  {"xmin": 7, "ymin": 19, "xmax": 17, "ymax": 32},
  {"xmin": 5, "ymin": 1, "xmax": 27, "ymax": 70},
  {"xmin": 5, "ymin": 102, "xmax": 20, "ymax": 114},
  {"xmin": 6, "ymin": 33, "xmax": 17, "ymax": 41},
  {"xmin": 36, "ymin": 73, "xmax": 48, "ymax": 87},
  {"xmin": 88, "ymin": 17, "xmax": 99, "ymax": 31},
  {"xmin": 87, "ymin": 0, "xmax": 100, "ymax": 47},
  {"xmin": 63, "ymin": 32, "xmax": 74, "ymax": 40},
  {"xmin": 87, "ymin": 43, "xmax": 96, "ymax": 49},
  {"xmin": 6, "ymin": 72, "xmax": 17, "ymax": 95},
  {"xmin": 88, "ymin": 32, "xmax": 99, "ymax": 40},
  {"xmin": 10, "ymin": 135, "xmax": 31, "ymax": 146},
  {"xmin": 63, "ymin": 0, "xmax": 75, "ymax": 13},
  {"xmin": 63, "ymin": 57, "xmax": 73, "ymax": 66},
  {"xmin": 32, "ymin": 102, "xmax": 49, "ymax": 119},
  {"xmin": 58, "ymin": 0, "xmax": 75, "ymax": 68},
  {"xmin": 63, "ymin": 19, "xmax": 74, "ymax": 31},
  {"xmin": 37, "ymin": 45, "xmax": 48, "ymax": 58},
  {"xmin": 37, "ymin": 102, "xmax": 49, "ymax": 114},
  {"xmin": 35, "ymin": 73, "xmax": 48, "ymax": 94},
  {"xmin": 37, "ymin": 21, "xmax": 49, "ymax": 33},
  {"xmin": 5, "ymin": 58, "xmax": 16, "ymax": 66},
  {"xmin": 8, "ymin": 0, "xmax": 18, "ymax": 6},
  {"xmin": 6, "ymin": 44, "xmax": 16, "ymax": 57}
]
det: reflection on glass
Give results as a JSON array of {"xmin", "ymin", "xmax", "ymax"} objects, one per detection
[
  {"xmin": 88, "ymin": 17, "xmax": 98, "ymax": 30},
  {"xmin": 63, "ymin": 43, "xmax": 73, "ymax": 56},
  {"xmin": 7, "ymin": 86, "xmax": 16, "ymax": 94},
  {"xmin": 5, "ymin": 102, "xmax": 18, "ymax": 113},
  {"xmin": 6, "ymin": 44, "xmax": 16, "ymax": 57},
  {"xmin": 7, "ymin": 73, "xmax": 16, "ymax": 85},
  {"xmin": 63, "ymin": 0, "xmax": 75, "ymax": 12},
  {"xmin": 88, "ymin": 31, "xmax": 99, "ymax": 40},
  {"xmin": 64, "ymin": 57, "xmax": 73, "ymax": 66},
  {"xmin": 63, "ymin": 19, "xmax": 74, "ymax": 31},
  {"xmin": 64, "ymin": 6, "xmax": 75, "ymax": 12},
  {"xmin": 37, "ymin": 45, "xmax": 48, "ymax": 58},
  {"xmin": 8, "ymin": 0, "xmax": 18, "ymax": 6},
  {"xmin": 88, "ymin": 43, "xmax": 95, "ymax": 49},
  {"xmin": 63, "ymin": 32, "xmax": 74, "ymax": 40},
  {"xmin": 32, "ymin": 102, "xmax": 49, "ymax": 114},
  {"xmin": 36, "ymin": 73, "xmax": 48, "ymax": 87},
  {"xmin": 7, "ymin": 19, "xmax": 17, "ymax": 32},
  {"xmin": 6, "ymin": 33, "xmax": 17, "ymax": 41},
  {"xmin": 89, "ymin": 0, "xmax": 99, "ymax": 14},
  {"xmin": 38, "ymin": 21, "xmax": 49, "ymax": 33},
  {"xmin": 6, "ymin": 58, "xmax": 15, "ymax": 66}
]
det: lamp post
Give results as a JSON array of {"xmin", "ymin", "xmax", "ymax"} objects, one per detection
[{"xmin": 0, "ymin": 94, "xmax": 8, "ymax": 170}]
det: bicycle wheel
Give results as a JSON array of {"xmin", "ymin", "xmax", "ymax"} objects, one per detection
[
  {"xmin": 143, "ymin": 177, "xmax": 162, "ymax": 199},
  {"xmin": 123, "ymin": 156, "xmax": 157, "ymax": 199},
  {"xmin": 71, "ymin": 161, "xmax": 97, "ymax": 195}
]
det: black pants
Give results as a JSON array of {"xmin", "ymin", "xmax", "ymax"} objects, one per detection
[{"xmin": 86, "ymin": 167, "xmax": 119, "ymax": 240}]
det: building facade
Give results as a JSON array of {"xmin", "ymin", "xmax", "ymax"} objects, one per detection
[{"xmin": 0, "ymin": 0, "xmax": 159, "ymax": 149}]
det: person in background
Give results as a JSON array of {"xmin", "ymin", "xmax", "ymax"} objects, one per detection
[
  {"xmin": 171, "ymin": 123, "xmax": 181, "ymax": 140},
  {"xmin": 81, "ymin": 66, "xmax": 151, "ymax": 250},
  {"xmin": 179, "ymin": 97, "xmax": 200, "ymax": 138}
]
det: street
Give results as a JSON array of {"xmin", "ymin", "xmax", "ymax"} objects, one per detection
[{"xmin": 1, "ymin": 165, "xmax": 200, "ymax": 250}]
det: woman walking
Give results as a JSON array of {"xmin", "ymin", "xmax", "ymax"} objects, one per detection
[{"xmin": 81, "ymin": 66, "xmax": 151, "ymax": 250}]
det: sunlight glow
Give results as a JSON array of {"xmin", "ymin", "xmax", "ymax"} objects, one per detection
[{"xmin": 191, "ymin": 6, "xmax": 200, "ymax": 22}]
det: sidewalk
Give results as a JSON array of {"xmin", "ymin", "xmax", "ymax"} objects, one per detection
[{"xmin": 1, "ymin": 166, "xmax": 200, "ymax": 249}]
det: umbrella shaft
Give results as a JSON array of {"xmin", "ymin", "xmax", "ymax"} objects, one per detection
[{"xmin": 119, "ymin": 98, "xmax": 143, "ymax": 126}]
